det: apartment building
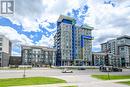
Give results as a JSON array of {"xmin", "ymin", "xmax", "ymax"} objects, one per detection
[
  {"xmin": 101, "ymin": 35, "xmax": 130, "ymax": 67},
  {"xmin": 117, "ymin": 35, "xmax": 130, "ymax": 67},
  {"xmin": 21, "ymin": 45, "xmax": 56, "ymax": 67},
  {"xmin": 54, "ymin": 15, "xmax": 93, "ymax": 66},
  {"xmin": 0, "ymin": 35, "xmax": 12, "ymax": 67},
  {"xmin": 101, "ymin": 39, "xmax": 117, "ymax": 54},
  {"xmin": 92, "ymin": 52, "xmax": 120, "ymax": 67}
]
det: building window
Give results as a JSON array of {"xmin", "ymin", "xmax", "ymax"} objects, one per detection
[
  {"xmin": 0, "ymin": 48, "xmax": 2, "ymax": 51},
  {"xmin": 0, "ymin": 38, "xmax": 2, "ymax": 41},
  {"xmin": 121, "ymin": 47, "xmax": 124, "ymax": 51},
  {"xmin": 25, "ymin": 50, "xmax": 28, "ymax": 53},
  {"xmin": 0, "ymin": 43, "xmax": 2, "ymax": 46},
  {"xmin": 0, "ymin": 52, "xmax": 2, "ymax": 58}
]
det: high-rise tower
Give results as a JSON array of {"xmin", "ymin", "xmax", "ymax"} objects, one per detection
[{"xmin": 54, "ymin": 15, "xmax": 93, "ymax": 66}]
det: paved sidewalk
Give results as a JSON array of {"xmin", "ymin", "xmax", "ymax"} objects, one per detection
[
  {"xmin": 52, "ymin": 75, "xmax": 130, "ymax": 87},
  {"xmin": 105, "ymin": 79, "xmax": 130, "ymax": 83},
  {"xmin": 11, "ymin": 75, "xmax": 130, "ymax": 87},
  {"xmin": 11, "ymin": 83, "xmax": 76, "ymax": 87}
]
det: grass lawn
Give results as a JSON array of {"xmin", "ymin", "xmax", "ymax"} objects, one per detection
[
  {"xmin": 118, "ymin": 81, "xmax": 130, "ymax": 85},
  {"xmin": 92, "ymin": 75, "xmax": 130, "ymax": 80},
  {"xmin": 0, "ymin": 77, "xmax": 66, "ymax": 87}
]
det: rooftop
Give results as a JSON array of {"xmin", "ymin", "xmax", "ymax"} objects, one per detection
[
  {"xmin": 101, "ymin": 39, "xmax": 116, "ymax": 45},
  {"xmin": 21, "ymin": 45, "xmax": 56, "ymax": 51},
  {"xmin": 81, "ymin": 24, "xmax": 94, "ymax": 30},
  {"xmin": 117, "ymin": 35, "xmax": 130, "ymax": 40},
  {"xmin": 57, "ymin": 15, "xmax": 75, "ymax": 22}
]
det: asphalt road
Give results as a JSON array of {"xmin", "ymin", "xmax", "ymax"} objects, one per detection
[{"xmin": 0, "ymin": 68, "xmax": 130, "ymax": 79}]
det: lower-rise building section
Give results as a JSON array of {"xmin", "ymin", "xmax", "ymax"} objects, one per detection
[
  {"xmin": 92, "ymin": 52, "xmax": 120, "ymax": 67},
  {"xmin": 21, "ymin": 45, "xmax": 56, "ymax": 67},
  {"xmin": 96, "ymin": 35, "xmax": 130, "ymax": 67},
  {"xmin": 117, "ymin": 36, "xmax": 130, "ymax": 67}
]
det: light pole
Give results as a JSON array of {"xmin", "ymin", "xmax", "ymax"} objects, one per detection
[
  {"xmin": 23, "ymin": 65, "xmax": 26, "ymax": 78},
  {"xmin": 105, "ymin": 50, "xmax": 111, "ymax": 80},
  {"xmin": 107, "ymin": 69, "xmax": 110, "ymax": 80}
]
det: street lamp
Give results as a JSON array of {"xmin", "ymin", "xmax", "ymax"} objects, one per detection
[
  {"xmin": 107, "ymin": 67, "xmax": 110, "ymax": 80},
  {"xmin": 23, "ymin": 66, "xmax": 26, "ymax": 78},
  {"xmin": 105, "ymin": 50, "xmax": 111, "ymax": 80},
  {"xmin": 23, "ymin": 64, "xmax": 26, "ymax": 78}
]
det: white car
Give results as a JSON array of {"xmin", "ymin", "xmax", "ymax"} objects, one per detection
[{"xmin": 62, "ymin": 68, "xmax": 73, "ymax": 73}]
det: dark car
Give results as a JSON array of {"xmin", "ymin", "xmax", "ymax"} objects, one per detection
[
  {"xmin": 99, "ymin": 66, "xmax": 122, "ymax": 72},
  {"xmin": 112, "ymin": 67, "xmax": 122, "ymax": 72},
  {"xmin": 78, "ymin": 67, "xmax": 86, "ymax": 70},
  {"xmin": 99, "ymin": 66, "xmax": 112, "ymax": 72}
]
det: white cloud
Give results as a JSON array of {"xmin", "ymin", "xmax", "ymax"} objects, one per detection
[
  {"xmin": 84, "ymin": 0, "xmax": 130, "ymax": 51},
  {"xmin": 0, "ymin": 26, "xmax": 33, "ymax": 45},
  {"xmin": 43, "ymin": 0, "xmax": 86, "ymax": 15},
  {"xmin": 0, "ymin": 0, "xmax": 88, "ymax": 56},
  {"xmin": 3, "ymin": 0, "xmax": 87, "ymax": 32},
  {"xmin": 1, "ymin": 0, "xmax": 130, "ymax": 53},
  {"xmin": 36, "ymin": 34, "xmax": 54, "ymax": 47},
  {"xmin": 0, "ymin": 26, "xmax": 34, "ymax": 55},
  {"xmin": 22, "ymin": 17, "xmax": 41, "ymax": 32},
  {"xmin": 37, "ymin": 0, "xmax": 87, "ymax": 31},
  {"xmin": 38, "ymin": 20, "xmax": 56, "ymax": 32}
]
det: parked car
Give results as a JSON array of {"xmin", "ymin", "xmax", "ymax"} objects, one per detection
[
  {"xmin": 99, "ymin": 66, "xmax": 112, "ymax": 72},
  {"xmin": 99, "ymin": 66, "xmax": 122, "ymax": 72},
  {"xmin": 62, "ymin": 68, "xmax": 73, "ymax": 73},
  {"xmin": 78, "ymin": 67, "xmax": 86, "ymax": 70},
  {"xmin": 112, "ymin": 67, "xmax": 122, "ymax": 72}
]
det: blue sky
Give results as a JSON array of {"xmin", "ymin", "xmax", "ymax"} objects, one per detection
[{"xmin": 0, "ymin": 0, "xmax": 130, "ymax": 56}]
